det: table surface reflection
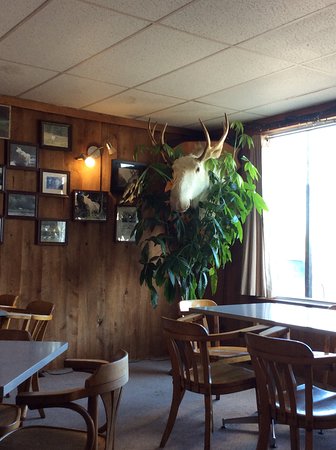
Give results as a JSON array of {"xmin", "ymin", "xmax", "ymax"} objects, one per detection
[{"xmin": 190, "ymin": 302, "xmax": 336, "ymax": 336}]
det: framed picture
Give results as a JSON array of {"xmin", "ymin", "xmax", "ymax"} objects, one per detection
[
  {"xmin": 0, "ymin": 166, "xmax": 4, "ymax": 191},
  {"xmin": 40, "ymin": 169, "xmax": 70, "ymax": 196},
  {"xmin": 0, "ymin": 217, "xmax": 3, "ymax": 243},
  {"xmin": 39, "ymin": 121, "xmax": 72, "ymax": 151},
  {"xmin": 36, "ymin": 219, "xmax": 68, "ymax": 245},
  {"xmin": 73, "ymin": 190, "xmax": 108, "ymax": 222},
  {"xmin": 0, "ymin": 105, "xmax": 11, "ymax": 139},
  {"xmin": 115, "ymin": 205, "xmax": 138, "ymax": 242},
  {"xmin": 111, "ymin": 159, "xmax": 147, "ymax": 194},
  {"xmin": 6, "ymin": 191, "xmax": 37, "ymax": 219},
  {"xmin": 6, "ymin": 141, "xmax": 38, "ymax": 169}
]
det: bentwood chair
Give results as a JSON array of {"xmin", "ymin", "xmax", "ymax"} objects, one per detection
[
  {"xmin": 160, "ymin": 316, "xmax": 257, "ymax": 450},
  {"xmin": 178, "ymin": 299, "xmax": 269, "ymax": 364},
  {"xmin": 0, "ymin": 350, "xmax": 129, "ymax": 450},
  {"xmin": 246, "ymin": 332, "xmax": 336, "ymax": 450},
  {"xmin": 0, "ymin": 294, "xmax": 19, "ymax": 308}
]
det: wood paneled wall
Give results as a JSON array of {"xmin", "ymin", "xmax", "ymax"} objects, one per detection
[{"xmin": 0, "ymin": 99, "xmax": 196, "ymax": 362}]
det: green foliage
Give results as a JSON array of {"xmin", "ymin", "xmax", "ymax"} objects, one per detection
[{"xmin": 124, "ymin": 121, "xmax": 267, "ymax": 307}]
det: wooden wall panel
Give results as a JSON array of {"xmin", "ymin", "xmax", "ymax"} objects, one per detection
[{"xmin": 0, "ymin": 102, "xmax": 182, "ymax": 363}]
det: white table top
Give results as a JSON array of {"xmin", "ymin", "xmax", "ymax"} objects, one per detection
[
  {"xmin": 0, "ymin": 340, "xmax": 68, "ymax": 396},
  {"xmin": 190, "ymin": 302, "xmax": 336, "ymax": 336}
]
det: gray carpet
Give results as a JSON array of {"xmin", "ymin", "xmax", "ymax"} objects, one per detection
[{"xmin": 16, "ymin": 359, "xmax": 336, "ymax": 449}]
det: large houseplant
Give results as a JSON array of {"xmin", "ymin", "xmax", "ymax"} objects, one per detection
[{"xmin": 122, "ymin": 121, "xmax": 267, "ymax": 306}]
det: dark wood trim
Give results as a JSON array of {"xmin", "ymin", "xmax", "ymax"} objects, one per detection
[{"xmin": 245, "ymin": 99, "xmax": 336, "ymax": 134}]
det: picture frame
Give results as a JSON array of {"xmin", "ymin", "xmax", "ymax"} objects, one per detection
[
  {"xmin": 73, "ymin": 190, "xmax": 108, "ymax": 222},
  {"xmin": 39, "ymin": 121, "xmax": 72, "ymax": 151},
  {"xmin": 36, "ymin": 219, "xmax": 68, "ymax": 245},
  {"xmin": 0, "ymin": 166, "xmax": 4, "ymax": 191},
  {"xmin": 6, "ymin": 191, "xmax": 37, "ymax": 219},
  {"xmin": 0, "ymin": 217, "xmax": 3, "ymax": 243},
  {"xmin": 111, "ymin": 159, "xmax": 147, "ymax": 194},
  {"xmin": 0, "ymin": 105, "xmax": 11, "ymax": 139},
  {"xmin": 115, "ymin": 205, "xmax": 138, "ymax": 242},
  {"xmin": 40, "ymin": 169, "xmax": 70, "ymax": 196},
  {"xmin": 6, "ymin": 141, "xmax": 38, "ymax": 169}
]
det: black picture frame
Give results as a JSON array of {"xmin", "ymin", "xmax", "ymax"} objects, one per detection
[
  {"xmin": 110, "ymin": 159, "xmax": 147, "ymax": 194},
  {"xmin": 6, "ymin": 191, "xmax": 37, "ymax": 219},
  {"xmin": 0, "ymin": 105, "xmax": 11, "ymax": 139},
  {"xmin": 0, "ymin": 166, "xmax": 4, "ymax": 191},
  {"xmin": 40, "ymin": 169, "xmax": 70, "ymax": 197},
  {"xmin": 0, "ymin": 217, "xmax": 3, "ymax": 243},
  {"xmin": 36, "ymin": 219, "xmax": 68, "ymax": 245},
  {"xmin": 6, "ymin": 141, "xmax": 38, "ymax": 170},
  {"xmin": 115, "ymin": 205, "xmax": 138, "ymax": 242},
  {"xmin": 73, "ymin": 190, "xmax": 108, "ymax": 222},
  {"xmin": 39, "ymin": 121, "xmax": 72, "ymax": 151}
]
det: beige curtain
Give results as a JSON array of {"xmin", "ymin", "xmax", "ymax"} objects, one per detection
[{"xmin": 240, "ymin": 135, "xmax": 271, "ymax": 297}]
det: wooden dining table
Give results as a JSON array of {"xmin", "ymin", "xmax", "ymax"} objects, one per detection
[
  {"xmin": 190, "ymin": 302, "xmax": 336, "ymax": 336},
  {"xmin": 0, "ymin": 340, "xmax": 68, "ymax": 397}
]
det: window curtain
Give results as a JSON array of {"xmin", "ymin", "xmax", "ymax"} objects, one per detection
[{"xmin": 240, "ymin": 135, "xmax": 271, "ymax": 297}]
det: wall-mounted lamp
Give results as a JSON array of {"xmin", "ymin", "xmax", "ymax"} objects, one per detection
[{"xmin": 75, "ymin": 139, "xmax": 117, "ymax": 190}]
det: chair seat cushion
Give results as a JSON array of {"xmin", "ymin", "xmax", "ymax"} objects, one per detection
[
  {"xmin": 0, "ymin": 404, "xmax": 21, "ymax": 437},
  {"xmin": 0, "ymin": 426, "xmax": 93, "ymax": 450}
]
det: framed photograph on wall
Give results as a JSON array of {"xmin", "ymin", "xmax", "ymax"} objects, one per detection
[
  {"xmin": 111, "ymin": 160, "xmax": 147, "ymax": 194},
  {"xmin": 40, "ymin": 169, "xmax": 70, "ymax": 196},
  {"xmin": 0, "ymin": 166, "xmax": 4, "ymax": 191},
  {"xmin": 6, "ymin": 141, "xmax": 38, "ymax": 169},
  {"xmin": 36, "ymin": 219, "xmax": 68, "ymax": 245},
  {"xmin": 73, "ymin": 190, "xmax": 108, "ymax": 222},
  {"xmin": 0, "ymin": 105, "xmax": 11, "ymax": 139},
  {"xmin": 39, "ymin": 121, "xmax": 72, "ymax": 151},
  {"xmin": 0, "ymin": 217, "xmax": 3, "ymax": 243},
  {"xmin": 6, "ymin": 191, "xmax": 37, "ymax": 219},
  {"xmin": 115, "ymin": 205, "xmax": 138, "ymax": 242}
]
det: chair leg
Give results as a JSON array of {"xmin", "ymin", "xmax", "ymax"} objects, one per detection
[
  {"xmin": 31, "ymin": 373, "xmax": 45, "ymax": 418},
  {"xmin": 256, "ymin": 414, "xmax": 271, "ymax": 450},
  {"xmin": 305, "ymin": 429, "xmax": 313, "ymax": 450},
  {"xmin": 270, "ymin": 419, "xmax": 277, "ymax": 448},
  {"xmin": 204, "ymin": 394, "xmax": 213, "ymax": 450},
  {"xmin": 160, "ymin": 385, "xmax": 185, "ymax": 448},
  {"xmin": 289, "ymin": 425, "xmax": 300, "ymax": 450}
]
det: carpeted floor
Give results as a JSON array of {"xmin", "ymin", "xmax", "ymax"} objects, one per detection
[{"xmin": 15, "ymin": 359, "xmax": 336, "ymax": 449}]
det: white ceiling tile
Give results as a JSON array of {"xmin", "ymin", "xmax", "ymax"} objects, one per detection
[
  {"xmin": 248, "ymin": 87, "xmax": 336, "ymax": 117},
  {"xmin": 68, "ymin": 24, "xmax": 226, "ymax": 86},
  {"xmin": 87, "ymin": 0, "xmax": 192, "ymax": 21},
  {"xmin": 228, "ymin": 111, "xmax": 267, "ymax": 123},
  {"xmin": 240, "ymin": 4, "xmax": 336, "ymax": 63},
  {"xmin": 0, "ymin": 0, "xmax": 45, "ymax": 36},
  {"xmin": 138, "ymin": 102, "xmax": 233, "ymax": 127},
  {"xmin": 0, "ymin": 0, "xmax": 148, "ymax": 71},
  {"xmin": 161, "ymin": 0, "xmax": 336, "ymax": 44},
  {"xmin": 85, "ymin": 89, "xmax": 184, "ymax": 117},
  {"xmin": 139, "ymin": 47, "xmax": 292, "ymax": 100},
  {"xmin": 304, "ymin": 53, "xmax": 336, "ymax": 75},
  {"xmin": 197, "ymin": 67, "xmax": 336, "ymax": 110},
  {"xmin": 20, "ymin": 74, "xmax": 126, "ymax": 108},
  {"xmin": 0, "ymin": 60, "xmax": 57, "ymax": 95}
]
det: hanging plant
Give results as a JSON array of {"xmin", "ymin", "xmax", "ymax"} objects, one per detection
[{"xmin": 122, "ymin": 119, "xmax": 267, "ymax": 307}]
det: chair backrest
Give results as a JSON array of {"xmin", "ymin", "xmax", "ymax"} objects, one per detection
[
  {"xmin": 178, "ymin": 299, "xmax": 217, "ymax": 314},
  {"xmin": 0, "ymin": 329, "xmax": 32, "ymax": 341},
  {"xmin": 85, "ymin": 349, "xmax": 129, "ymax": 449},
  {"xmin": 24, "ymin": 301, "xmax": 55, "ymax": 341},
  {"xmin": 162, "ymin": 316, "xmax": 212, "ymax": 393},
  {"xmin": 0, "ymin": 294, "xmax": 19, "ymax": 307},
  {"xmin": 245, "ymin": 332, "xmax": 315, "ymax": 426}
]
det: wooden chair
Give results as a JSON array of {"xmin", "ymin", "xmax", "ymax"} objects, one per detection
[
  {"xmin": 160, "ymin": 316, "xmax": 258, "ymax": 450},
  {"xmin": 178, "ymin": 299, "xmax": 269, "ymax": 364},
  {"xmin": 0, "ymin": 349, "xmax": 129, "ymax": 450},
  {"xmin": 0, "ymin": 330, "xmax": 30, "ymax": 439},
  {"xmin": 245, "ymin": 332, "xmax": 336, "ymax": 450},
  {"xmin": 0, "ymin": 294, "xmax": 19, "ymax": 308}
]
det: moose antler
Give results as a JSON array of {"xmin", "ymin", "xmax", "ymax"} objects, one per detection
[
  {"xmin": 196, "ymin": 114, "xmax": 229, "ymax": 162},
  {"xmin": 148, "ymin": 118, "xmax": 169, "ymax": 163}
]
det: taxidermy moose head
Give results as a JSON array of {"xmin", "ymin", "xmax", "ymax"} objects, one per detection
[{"xmin": 148, "ymin": 114, "xmax": 229, "ymax": 213}]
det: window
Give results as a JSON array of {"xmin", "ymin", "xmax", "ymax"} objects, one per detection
[{"xmin": 262, "ymin": 122, "xmax": 336, "ymax": 302}]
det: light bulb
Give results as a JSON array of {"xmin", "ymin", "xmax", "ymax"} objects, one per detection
[{"xmin": 85, "ymin": 156, "xmax": 95, "ymax": 168}]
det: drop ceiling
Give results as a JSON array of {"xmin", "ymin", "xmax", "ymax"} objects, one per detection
[{"xmin": 2, "ymin": 0, "xmax": 336, "ymax": 130}]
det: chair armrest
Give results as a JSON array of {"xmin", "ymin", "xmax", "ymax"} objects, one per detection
[{"xmin": 64, "ymin": 358, "xmax": 109, "ymax": 373}]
